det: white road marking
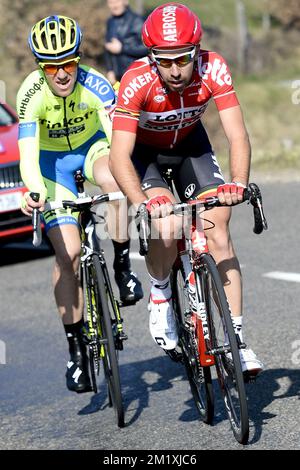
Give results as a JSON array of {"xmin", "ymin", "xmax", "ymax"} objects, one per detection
[{"xmin": 263, "ymin": 271, "xmax": 300, "ymax": 283}]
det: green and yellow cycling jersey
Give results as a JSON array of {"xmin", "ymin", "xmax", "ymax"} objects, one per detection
[{"xmin": 16, "ymin": 65, "xmax": 115, "ymax": 200}]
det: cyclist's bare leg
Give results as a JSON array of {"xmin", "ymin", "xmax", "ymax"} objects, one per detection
[
  {"xmin": 203, "ymin": 205, "xmax": 242, "ymax": 317},
  {"xmin": 144, "ymin": 187, "xmax": 181, "ymax": 280},
  {"xmin": 203, "ymin": 204, "xmax": 263, "ymax": 374},
  {"xmin": 93, "ymin": 155, "xmax": 143, "ymax": 304},
  {"xmin": 47, "ymin": 224, "xmax": 83, "ymax": 325},
  {"xmin": 47, "ymin": 224, "xmax": 92, "ymax": 392},
  {"xmin": 93, "ymin": 155, "xmax": 128, "ymax": 242},
  {"xmin": 144, "ymin": 187, "xmax": 181, "ymax": 349}
]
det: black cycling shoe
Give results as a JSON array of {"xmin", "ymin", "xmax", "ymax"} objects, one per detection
[
  {"xmin": 114, "ymin": 269, "xmax": 143, "ymax": 305},
  {"xmin": 66, "ymin": 359, "xmax": 93, "ymax": 393},
  {"xmin": 66, "ymin": 335, "xmax": 92, "ymax": 393}
]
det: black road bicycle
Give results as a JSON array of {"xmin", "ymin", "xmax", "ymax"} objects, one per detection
[
  {"xmin": 31, "ymin": 170, "xmax": 127, "ymax": 427},
  {"xmin": 137, "ymin": 174, "xmax": 267, "ymax": 444}
]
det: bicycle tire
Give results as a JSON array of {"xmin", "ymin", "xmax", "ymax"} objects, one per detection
[
  {"xmin": 83, "ymin": 262, "xmax": 115, "ymax": 406},
  {"xmin": 80, "ymin": 261, "xmax": 98, "ymax": 394},
  {"xmin": 172, "ymin": 265, "xmax": 214, "ymax": 425},
  {"xmin": 199, "ymin": 253, "xmax": 249, "ymax": 444},
  {"xmin": 92, "ymin": 253, "xmax": 125, "ymax": 428}
]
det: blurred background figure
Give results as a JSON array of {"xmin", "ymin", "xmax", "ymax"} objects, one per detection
[{"xmin": 104, "ymin": 0, "xmax": 147, "ymax": 84}]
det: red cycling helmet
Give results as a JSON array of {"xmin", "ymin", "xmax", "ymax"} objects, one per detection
[{"xmin": 142, "ymin": 3, "xmax": 202, "ymax": 49}]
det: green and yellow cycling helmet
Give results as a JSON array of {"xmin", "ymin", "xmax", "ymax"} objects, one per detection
[{"xmin": 28, "ymin": 15, "xmax": 82, "ymax": 60}]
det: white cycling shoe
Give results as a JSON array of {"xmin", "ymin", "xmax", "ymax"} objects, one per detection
[
  {"xmin": 239, "ymin": 348, "xmax": 264, "ymax": 376},
  {"xmin": 148, "ymin": 295, "xmax": 178, "ymax": 350}
]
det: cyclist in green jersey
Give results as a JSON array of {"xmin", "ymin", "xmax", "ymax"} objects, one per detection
[{"xmin": 17, "ymin": 15, "xmax": 143, "ymax": 393}]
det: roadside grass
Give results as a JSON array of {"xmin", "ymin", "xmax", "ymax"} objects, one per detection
[
  {"xmin": 145, "ymin": 0, "xmax": 266, "ymax": 31},
  {"xmin": 236, "ymin": 78, "xmax": 300, "ymax": 171},
  {"xmin": 202, "ymin": 76, "xmax": 300, "ymax": 175}
]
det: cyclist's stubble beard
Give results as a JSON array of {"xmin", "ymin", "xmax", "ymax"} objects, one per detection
[
  {"xmin": 45, "ymin": 68, "xmax": 78, "ymax": 98},
  {"xmin": 157, "ymin": 60, "xmax": 195, "ymax": 94}
]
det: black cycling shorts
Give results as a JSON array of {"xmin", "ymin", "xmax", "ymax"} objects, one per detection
[{"xmin": 131, "ymin": 122, "xmax": 225, "ymax": 201}]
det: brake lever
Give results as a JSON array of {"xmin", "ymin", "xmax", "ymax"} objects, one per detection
[
  {"xmin": 30, "ymin": 192, "xmax": 42, "ymax": 247},
  {"xmin": 245, "ymin": 183, "xmax": 268, "ymax": 233},
  {"xmin": 255, "ymin": 196, "xmax": 268, "ymax": 231},
  {"xmin": 136, "ymin": 204, "xmax": 150, "ymax": 256}
]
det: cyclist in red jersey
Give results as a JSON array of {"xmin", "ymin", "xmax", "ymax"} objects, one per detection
[{"xmin": 109, "ymin": 3, "xmax": 263, "ymax": 375}]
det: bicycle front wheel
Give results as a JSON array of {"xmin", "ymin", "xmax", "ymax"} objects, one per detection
[
  {"xmin": 172, "ymin": 265, "xmax": 214, "ymax": 425},
  {"xmin": 92, "ymin": 254, "xmax": 125, "ymax": 428},
  {"xmin": 199, "ymin": 253, "xmax": 249, "ymax": 444}
]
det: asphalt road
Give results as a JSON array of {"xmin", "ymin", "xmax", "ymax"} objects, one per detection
[{"xmin": 1, "ymin": 181, "xmax": 300, "ymax": 451}]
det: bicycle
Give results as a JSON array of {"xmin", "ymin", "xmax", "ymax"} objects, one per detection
[
  {"xmin": 31, "ymin": 170, "xmax": 127, "ymax": 428},
  {"xmin": 137, "ymin": 173, "xmax": 267, "ymax": 444}
]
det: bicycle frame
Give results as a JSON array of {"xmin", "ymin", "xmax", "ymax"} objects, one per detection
[
  {"xmin": 78, "ymin": 199, "xmax": 125, "ymax": 352},
  {"xmin": 161, "ymin": 169, "xmax": 217, "ymax": 368},
  {"xmin": 176, "ymin": 211, "xmax": 216, "ymax": 368},
  {"xmin": 79, "ymin": 211, "xmax": 103, "ymax": 373}
]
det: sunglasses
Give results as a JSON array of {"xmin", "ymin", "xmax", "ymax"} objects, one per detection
[
  {"xmin": 152, "ymin": 49, "xmax": 195, "ymax": 68},
  {"xmin": 39, "ymin": 56, "xmax": 80, "ymax": 75}
]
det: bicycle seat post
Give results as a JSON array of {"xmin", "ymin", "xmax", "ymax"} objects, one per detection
[{"xmin": 74, "ymin": 170, "xmax": 86, "ymax": 198}]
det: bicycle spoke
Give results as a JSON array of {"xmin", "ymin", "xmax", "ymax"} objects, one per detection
[
  {"xmin": 93, "ymin": 254, "xmax": 125, "ymax": 428},
  {"xmin": 201, "ymin": 253, "xmax": 249, "ymax": 444},
  {"xmin": 82, "ymin": 255, "xmax": 125, "ymax": 427},
  {"xmin": 172, "ymin": 265, "xmax": 214, "ymax": 425}
]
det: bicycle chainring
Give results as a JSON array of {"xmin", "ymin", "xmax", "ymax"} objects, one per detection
[{"xmin": 182, "ymin": 317, "xmax": 204, "ymax": 384}]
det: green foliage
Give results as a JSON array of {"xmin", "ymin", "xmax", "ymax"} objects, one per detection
[
  {"xmin": 211, "ymin": 77, "xmax": 300, "ymax": 172},
  {"xmin": 144, "ymin": 0, "xmax": 265, "ymax": 31}
]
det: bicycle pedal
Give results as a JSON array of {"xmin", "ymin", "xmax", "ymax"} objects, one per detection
[
  {"xmin": 243, "ymin": 370, "xmax": 260, "ymax": 384},
  {"xmin": 81, "ymin": 330, "xmax": 92, "ymax": 345},
  {"xmin": 243, "ymin": 373, "xmax": 256, "ymax": 384},
  {"xmin": 164, "ymin": 348, "xmax": 183, "ymax": 363},
  {"xmin": 81, "ymin": 334, "xmax": 90, "ymax": 345},
  {"xmin": 115, "ymin": 331, "xmax": 128, "ymax": 351},
  {"xmin": 119, "ymin": 332, "xmax": 128, "ymax": 341},
  {"xmin": 115, "ymin": 330, "xmax": 128, "ymax": 342}
]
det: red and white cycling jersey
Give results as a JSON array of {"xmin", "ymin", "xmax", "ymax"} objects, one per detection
[{"xmin": 113, "ymin": 50, "xmax": 239, "ymax": 149}]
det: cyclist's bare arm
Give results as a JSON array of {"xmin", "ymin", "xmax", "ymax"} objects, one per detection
[
  {"xmin": 219, "ymin": 106, "xmax": 251, "ymax": 187},
  {"xmin": 109, "ymin": 130, "xmax": 147, "ymax": 207}
]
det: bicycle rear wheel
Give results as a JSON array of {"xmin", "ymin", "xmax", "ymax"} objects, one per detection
[
  {"xmin": 200, "ymin": 253, "xmax": 249, "ymax": 444},
  {"xmin": 172, "ymin": 265, "xmax": 214, "ymax": 424},
  {"xmin": 91, "ymin": 254, "xmax": 124, "ymax": 427}
]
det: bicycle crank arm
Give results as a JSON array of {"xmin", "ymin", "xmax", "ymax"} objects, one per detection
[{"xmin": 206, "ymin": 345, "xmax": 232, "ymax": 355}]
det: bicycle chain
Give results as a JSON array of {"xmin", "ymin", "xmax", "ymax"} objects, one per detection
[
  {"xmin": 89, "ymin": 340, "xmax": 100, "ymax": 373},
  {"xmin": 184, "ymin": 317, "xmax": 204, "ymax": 383}
]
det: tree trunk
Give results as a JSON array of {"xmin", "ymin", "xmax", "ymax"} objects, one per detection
[
  {"xmin": 236, "ymin": 0, "xmax": 250, "ymax": 74},
  {"xmin": 135, "ymin": 0, "xmax": 144, "ymax": 15},
  {"xmin": 262, "ymin": 0, "xmax": 271, "ymax": 32},
  {"xmin": 0, "ymin": 81, "xmax": 6, "ymax": 102}
]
